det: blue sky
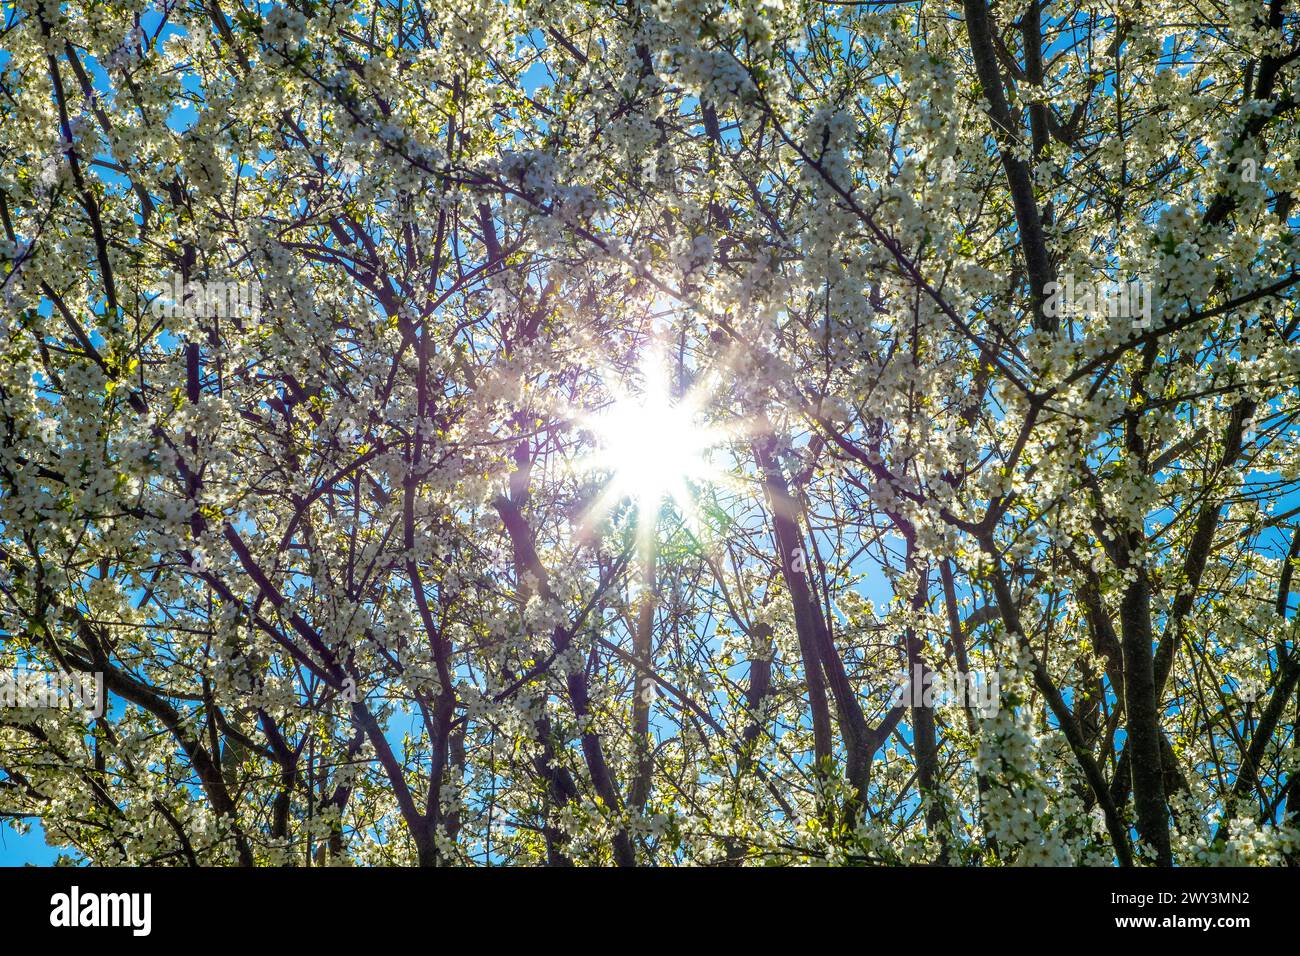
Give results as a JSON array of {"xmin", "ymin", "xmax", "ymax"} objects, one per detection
[{"xmin": 0, "ymin": 820, "xmax": 59, "ymax": 866}]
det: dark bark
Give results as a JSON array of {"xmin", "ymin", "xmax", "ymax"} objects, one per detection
[
  {"xmin": 1118, "ymin": 568, "xmax": 1172, "ymax": 864},
  {"xmin": 961, "ymin": 0, "xmax": 1056, "ymax": 331}
]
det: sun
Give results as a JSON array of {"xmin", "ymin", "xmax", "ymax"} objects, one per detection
[
  {"xmin": 581, "ymin": 355, "xmax": 725, "ymax": 530},
  {"xmin": 596, "ymin": 389, "xmax": 710, "ymax": 511}
]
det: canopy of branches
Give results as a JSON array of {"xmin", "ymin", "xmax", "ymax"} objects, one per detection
[{"xmin": 2, "ymin": 0, "xmax": 1299, "ymax": 866}]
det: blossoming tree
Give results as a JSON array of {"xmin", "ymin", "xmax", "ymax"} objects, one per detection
[{"xmin": 2, "ymin": 0, "xmax": 1299, "ymax": 866}]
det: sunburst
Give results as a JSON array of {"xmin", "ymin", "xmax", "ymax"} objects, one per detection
[{"xmin": 578, "ymin": 351, "xmax": 731, "ymax": 541}]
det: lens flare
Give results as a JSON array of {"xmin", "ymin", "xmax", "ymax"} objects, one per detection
[{"xmin": 580, "ymin": 355, "xmax": 727, "ymax": 535}]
